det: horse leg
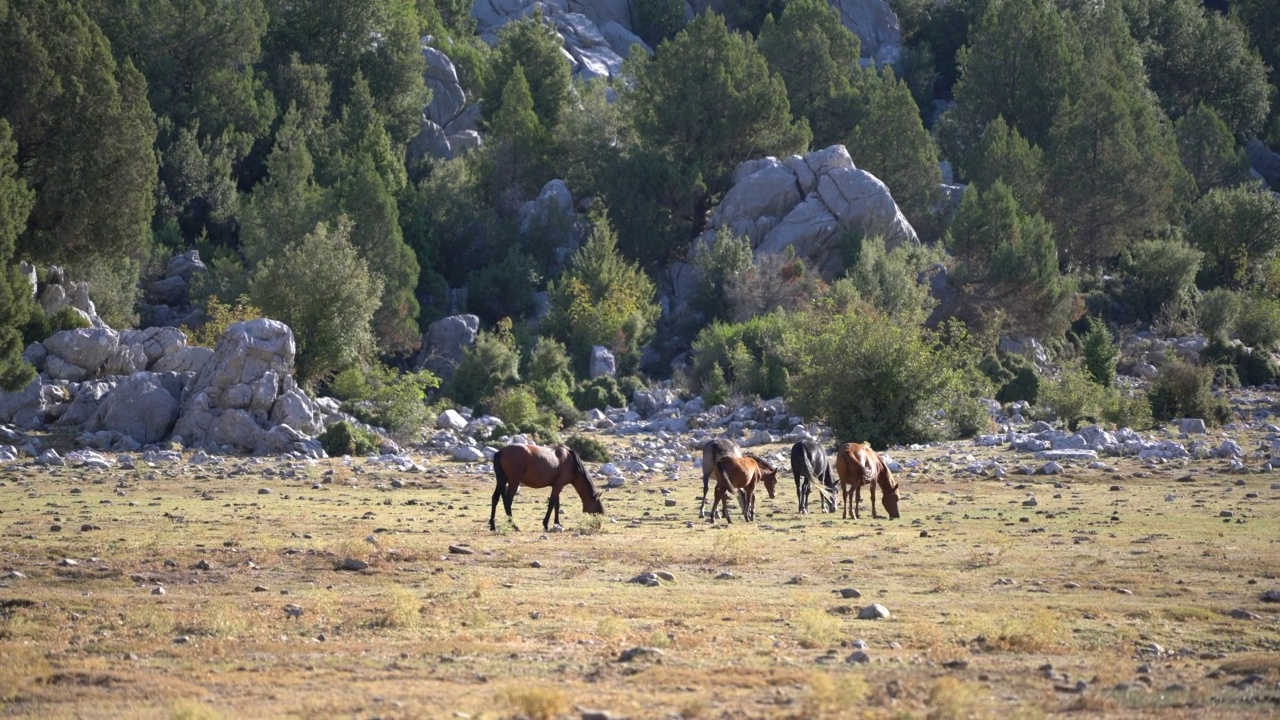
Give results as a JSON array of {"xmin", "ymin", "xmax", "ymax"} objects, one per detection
[
  {"xmin": 490, "ymin": 486, "xmax": 502, "ymax": 531},
  {"xmin": 503, "ymin": 483, "xmax": 519, "ymax": 532},
  {"xmin": 700, "ymin": 471, "xmax": 710, "ymax": 519},
  {"xmin": 870, "ymin": 477, "xmax": 880, "ymax": 519},
  {"xmin": 854, "ymin": 480, "xmax": 863, "ymax": 520}
]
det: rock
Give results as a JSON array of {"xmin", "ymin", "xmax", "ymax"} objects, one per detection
[
  {"xmin": 832, "ymin": 0, "xmax": 903, "ymax": 65},
  {"xmin": 337, "ymin": 558, "xmax": 369, "ymax": 571},
  {"xmin": 88, "ymin": 372, "xmax": 184, "ymax": 444},
  {"xmin": 41, "ymin": 328, "xmax": 123, "ymax": 381},
  {"xmin": 1229, "ymin": 609, "xmax": 1262, "ymax": 620},
  {"xmin": 519, "ymin": 179, "xmax": 575, "ymax": 236},
  {"xmin": 589, "ymin": 345, "xmax": 616, "ymax": 379},
  {"xmin": 473, "ymin": 0, "xmax": 629, "ymax": 81},
  {"xmin": 436, "ymin": 409, "xmax": 468, "ymax": 431},
  {"xmin": 408, "ymin": 118, "xmax": 453, "ymax": 161},
  {"xmin": 1034, "ymin": 449, "xmax": 1098, "ymax": 462},
  {"xmin": 685, "ymin": 145, "xmax": 917, "ymax": 290},
  {"xmin": 1038, "ymin": 461, "xmax": 1063, "ymax": 475},
  {"xmin": 1178, "ymin": 418, "xmax": 1207, "ymax": 434},
  {"xmin": 448, "ymin": 544, "xmax": 475, "ymax": 555},
  {"xmin": 858, "ymin": 603, "xmax": 891, "ymax": 620},
  {"xmin": 414, "ymin": 314, "xmax": 480, "ymax": 381},
  {"xmin": 449, "ymin": 446, "xmax": 487, "ymax": 462},
  {"xmin": 617, "ymin": 646, "xmax": 664, "ymax": 662},
  {"xmin": 1000, "ymin": 335, "xmax": 1050, "ymax": 367},
  {"xmin": 846, "ymin": 650, "xmax": 871, "ymax": 664},
  {"xmin": 421, "ymin": 43, "xmax": 467, "ymax": 127},
  {"xmin": 1259, "ymin": 589, "xmax": 1280, "ymax": 602},
  {"xmin": 839, "ymin": 588, "xmax": 862, "ymax": 599},
  {"xmin": 1245, "ymin": 138, "xmax": 1280, "ymax": 188}
]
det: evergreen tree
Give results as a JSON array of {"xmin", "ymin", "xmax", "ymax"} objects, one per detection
[
  {"xmin": 959, "ymin": 115, "xmax": 1045, "ymax": 212},
  {"xmin": 544, "ymin": 207, "xmax": 661, "ymax": 373},
  {"xmin": 941, "ymin": 0, "xmax": 1082, "ymax": 159},
  {"xmin": 1188, "ymin": 186, "xmax": 1280, "ymax": 290},
  {"xmin": 486, "ymin": 63, "xmax": 549, "ymax": 198},
  {"xmin": 0, "ymin": 0, "xmax": 158, "ymax": 265},
  {"xmin": 722, "ymin": 0, "xmax": 788, "ymax": 36},
  {"xmin": 481, "ymin": 10, "xmax": 572, "ymax": 130},
  {"xmin": 1045, "ymin": 3, "xmax": 1191, "ymax": 269},
  {"xmin": 249, "ymin": 216, "xmax": 383, "ymax": 385},
  {"xmin": 631, "ymin": 0, "xmax": 686, "ymax": 48},
  {"xmin": 946, "ymin": 180, "xmax": 1073, "ymax": 338},
  {"xmin": 618, "ymin": 11, "xmax": 809, "ymax": 260},
  {"xmin": 0, "ymin": 120, "xmax": 36, "ymax": 391},
  {"xmin": 1128, "ymin": 0, "xmax": 1270, "ymax": 137},
  {"xmin": 846, "ymin": 66, "xmax": 942, "ymax": 238},
  {"xmin": 757, "ymin": 0, "xmax": 862, "ymax": 147},
  {"xmin": 238, "ymin": 106, "xmax": 327, "ymax": 266},
  {"xmin": 1175, "ymin": 103, "xmax": 1251, "ymax": 195}
]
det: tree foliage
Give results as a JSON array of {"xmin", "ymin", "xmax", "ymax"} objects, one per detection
[
  {"xmin": 0, "ymin": 120, "xmax": 36, "ymax": 390},
  {"xmin": 481, "ymin": 10, "xmax": 571, "ymax": 130},
  {"xmin": 1188, "ymin": 185, "xmax": 1280, "ymax": 290},
  {"xmin": 1175, "ymin": 103, "xmax": 1251, "ymax": 195}
]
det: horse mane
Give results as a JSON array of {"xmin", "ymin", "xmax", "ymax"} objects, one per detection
[
  {"xmin": 745, "ymin": 454, "xmax": 775, "ymax": 473},
  {"xmin": 568, "ymin": 449, "xmax": 599, "ymax": 496}
]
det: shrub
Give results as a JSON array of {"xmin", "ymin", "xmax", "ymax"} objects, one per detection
[
  {"xmin": 1148, "ymin": 359, "xmax": 1231, "ymax": 426},
  {"xmin": 1202, "ymin": 336, "xmax": 1280, "ymax": 387},
  {"xmin": 573, "ymin": 375, "xmax": 626, "ymax": 411},
  {"xmin": 1234, "ymin": 295, "xmax": 1280, "ymax": 351},
  {"xmin": 1080, "ymin": 317, "xmax": 1118, "ymax": 387},
  {"xmin": 787, "ymin": 307, "xmax": 965, "ymax": 446},
  {"xmin": 22, "ymin": 305, "xmax": 90, "ymax": 345},
  {"xmin": 1196, "ymin": 287, "xmax": 1241, "ymax": 341},
  {"xmin": 330, "ymin": 364, "xmax": 439, "ymax": 441},
  {"xmin": 78, "ymin": 255, "xmax": 141, "ymax": 329},
  {"xmin": 702, "ymin": 363, "xmax": 730, "ymax": 407},
  {"xmin": 1039, "ymin": 362, "xmax": 1110, "ymax": 431},
  {"xmin": 689, "ymin": 312, "xmax": 792, "ymax": 399},
  {"xmin": 319, "ymin": 421, "xmax": 380, "ymax": 457},
  {"xmin": 617, "ymin": 375, "xmax": 646, "ymax": 402},
  {"xmin": 1103, "ymin": 391, "xmax": 1155, "ymax": 430},
  {"xmin": 484, "ymin": 385, "xmax": 561, "ymax": 442},
  {"xmin": 689, "ymin": 227, "xmax": 753, "ymax": 323},
  {"xmin": 447, "ymin": 327, "xmax": 521, "ymax": 407},
  {"xmin": 183, "ymin": 295, "xmax": 262, "ymax": 348},
  {"xmin": 565, "ymin": 433, "xmax": 610, "ymax": 463},
  {"xmin": 1119, "ymin": 237, "xmax": 1202, "ymax": 324},
  {"xmin": 979, "ymin": 353, "xmax": 1040, "ymax": 404},
  {"xmin": 948, "ymin": 396, "xmax": 992, "ymax": 439}
]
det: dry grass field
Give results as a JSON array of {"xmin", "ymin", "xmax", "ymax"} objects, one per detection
[{"xmin": 1, "ymin": 433, "xmax": 1278, "ymax": 719}]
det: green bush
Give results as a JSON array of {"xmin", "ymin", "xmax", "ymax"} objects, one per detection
[
  {"xmin": 617, "ymin": 375, "xmax": 646, "ymax": 402},
  {"xmin": 1119, "ymin": 237, "xmax": 1202, "ymax": 324},
  {"xmin": 1196, "ymin": 287, "xmax": 1241, "ymax": 341},
  {"xmin": 1103, "ymin": 391, "xmax": 1155, "ymax": 430},
  {"xmin": 565, "ymin": 433, "xmax": 611, "ymax": 463},
  {"xmin": 1234, "ymin": 295, "xmax": 1280, "ymax": 351},
  {"xmin": 947, "ymin": 396, "xmax": 992, "ymax": 439},
  {"xmin": 1202, "ymin": 336, "xmax": 1280, "ymax": 387},
  {"xmin": 22, "ymin": 305, "xmax": 90, "ymax": 345},
  {"xmin": 787, "ymin": 307, "xmax": 968, "ymax": 446},
  {"xmin": 1039, "ymin": 362, "xmax": 1111, "ymax": 431},
  {"xmin": 484, "ymin": 384, "xmax": 561, "ymax": 443},
  {"xmin": 979, "ymin": 353, "xmax": 1040, "ymax": 404},
  {"xmin": 319, "ymin": 421, "xmax": 380, "ymax": 457},
  {"xmin": 330, "ymin": 363, "xmax": 439, "ymax": 441},
  {"xmin": 689, "ymin": 312, "xmax": 792, "ymax": 399},
  {"xmin": 447, "ymin": 328, "xmax": 521, "ymax": 407},
  {"xmin": 702, "ymin": 363, "xmax": 730, "ymax": 407},
  {"xmin": 1080, "ymin": 317, "xmax": 1118, "ymax": 387},
  {"xmin": 1148, "ymin": 359, "xmax": 1232, "ymax": 427},
  {"xmin": 572, "ymin": 375, "xmax": 626, "ymax": 411}
]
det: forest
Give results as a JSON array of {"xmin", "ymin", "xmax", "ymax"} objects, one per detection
[{"xmin": 2, "ymin": 0, "xmax": 1280, "ymax": 448}]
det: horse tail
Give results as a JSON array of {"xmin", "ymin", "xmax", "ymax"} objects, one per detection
[{"xmin": 493, "ymin": 446, "xmax": 511, "ymax": 495}]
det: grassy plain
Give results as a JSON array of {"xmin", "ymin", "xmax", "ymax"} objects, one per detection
[{"xmin": 0, "ymin": 435, "xmax": 1277, "ymax": 719}]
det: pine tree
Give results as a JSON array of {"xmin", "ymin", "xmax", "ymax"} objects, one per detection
[
  {"xmin": 487, "ymin": 63, "xmax": 549, "ymax": 197},
  {"xmin": 0, "ymin": 120, "xmax": 36, "ymax": 391},
  {"xmin": 959, "ymin": 115, "xmax": 1046, "ymax": 212},
  {"xmin": 757, "ymin": 0, "xmax": 862, "ymax": 147},
  {"xmin": 482, "ymin": 9, "xmax": 572, "ymax": 130},
  {"xmin": 1175, "ymin": 103, "xmax": 1251, "ymax": 195},
  {"xmin": 238, "ymin": 106, "xmax": 327, "ymax": 266},
  {"xmin": 846, "ymin": 66, "xmax": 942, "ymax": 238},
  {"xmin": 1189, "ymin": 186, "xmax": 1280, "ymax": 289}
]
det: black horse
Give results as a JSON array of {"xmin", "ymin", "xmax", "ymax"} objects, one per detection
[{"xmin": 790, "ymin": 440, "xmax": 836, "ymax": 514}]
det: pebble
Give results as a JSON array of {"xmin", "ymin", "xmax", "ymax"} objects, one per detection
[
  {"xmin": 59, "ymin": 558, "xmax": 78, "ymax": 567},
  {"xmin": 846, "ymin": 650, "xmax": 871, "ymax": 664},
  {"xmin": 838, "ymin": 588, "xmax": 861, "ymax": 599},
  {"xmin": 338, "ymin": 558, "xmax": 369, "ymax": 571},
  {"xmin": 258, "ymin": 488, "xmax": 272, "ymax": 495},
  {"xmin": 618, "ymin": 646, "xmax": 664, "ymax": 662},
  {"xmin": 664, "ymin": 498, "xmax": 677, "ymax": 506},
  {"xmin": 530, "ymin": 561, "xmax": 542, "ymax": 569},
  {"xmin": 151, "ymin": 586, "xmax": 165, "ymax": 595},
  {"xmin": 447, "ymin": 544, "xmax": 474, "ymax": 555},
  {"xmin": 715, "ymin": 571, "xmax": 735, "ymax": 580}
]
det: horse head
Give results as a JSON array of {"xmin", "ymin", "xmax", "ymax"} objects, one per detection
[
  {"xmin": 569, "ymin": 450, "xmax": 606, "ymax": 515},
  {"xmin": 757, "ymin": 458, "xmax": 778, "ymax": 499}
]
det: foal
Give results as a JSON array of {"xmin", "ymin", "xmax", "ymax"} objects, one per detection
[
  {"xmin": 699, "ymin": 438, "xmax": 741, "ymax": 519},
  {"xmin": 711, "ymin": 455, "xmax": 778, "ymax": 523},
  {"xmin": 834, "ymin": 442, "xmax": 901, "ymax": 520}
]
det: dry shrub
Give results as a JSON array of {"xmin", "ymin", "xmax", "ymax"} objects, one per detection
[
  {"xmin": 990, "ymin": 609, "xmax": 1068, "ymax": 653},
  {"xmin": 500, "ymin": 684, "xmax": 569, "ymax": 720},
  {"xmin": 794, "ymin": 607, "xmax": 839, "ymax": 649},
  {"xmin": 381, "ymin": 586, "xmax": 422, "ymax": 630},
  {"xmin": 0, "ymin": 646, "xmax": 50, "ymax": 701},
  {"xmin": 927, "ymin": 676, "xmax": 985, "ymax": 720},
  {"xmin": 802, "ymin": 672, "xmax": 868, "ymax": 719}
]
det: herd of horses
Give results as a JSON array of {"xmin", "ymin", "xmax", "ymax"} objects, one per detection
[{"xmin": 489, "ymin": 439, "xmax": 901, "ymax": 532}]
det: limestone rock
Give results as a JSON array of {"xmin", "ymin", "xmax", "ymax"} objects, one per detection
[
  {"xmin": 422, "ymin": 43, "xmax": 467, "ymax": 127},
  {"xmin": 414, "ymin": 314, "xmax": 480, "ymax": 381},
  {"xmin": 832, "ymin": 0, "xmax": 903, "ymax": 66},
  {"xmin": 590, "ymin": 345, "xmax": 616, "ymax": 379},
  {"xmin": 89, "ymin": 372, "xmax": 185, "ymax": 444}
]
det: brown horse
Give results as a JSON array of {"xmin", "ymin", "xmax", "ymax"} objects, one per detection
[
  {"xmin": 699, "ymin": 438, "xmax": 742, "ymax": 519},
  {"xmin": 711, "ymin": 455, "xmax": 778, "ymax": 523},
  {"xmin": 490, "ymin": 444, "xmax": 604, "ymax": 531},
  {"xmin": 834, "ymin": 442, "xmax": 901, "ymax": 520}
]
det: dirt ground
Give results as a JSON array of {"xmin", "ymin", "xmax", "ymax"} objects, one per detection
[{"xmin": 0, "ymin": 434, "xmax": 1278, "ymax": 719}]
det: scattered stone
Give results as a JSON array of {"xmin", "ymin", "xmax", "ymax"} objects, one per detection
[
  {"xmin": 337, "ymin": 558, "xmax": 369, "ymax": 571},
  {"xmin": 858, "ymin": 604, "xmax": 891, "ymax": 620},
  {"xmin": 1261, "ymin": 590, "xmax": 1280, "ymax": 602},
  {"xmin": 654, "ymin": 571, "xmax": 675, "ymax": 582},
  {"xmin": 173, "ymin": 635, "xmax": 192, "ymax": 644},
  {"xmin": 838, "ymin": 588, "xmax": 862, "ymax": 599},
  {"xmin": 530, "ymin": 561, "xmax": 542, "ymax": 569},
  {"xmin": 715, "ymin": 571, "xmax": 736, "ymax": 580},
  {"xmin": 1229, "ymin": 609, "xmax": 1263, "ymax": 620},
  {"xmin": 284, "ymin": 604, "xmax": 304, "ymax": 619},
  {"xmin": 942, "ymin": 659, "xmax": 969, "ymax": 669},
  {"xmin": 846, "ymin": 650, "xmax": 871, "ymax": 664},
  {"xmin": 618, "ymin": 646, "xmax": 664, "ymax": 663},
  {"xmin": 1064, "ymin": 582, "xmax": 1080, "ymax": 589},
  {"xmin": 448, "ymin": 544, "xmax": 474, "ymax": 555},
  {"xmin": 151, "ymin": 586, "xmax": 165, "ymax": 595},
  {"xmin": 257, "ymin": 487, "xmax": 272, "ymax": 495},
  {"xmin": 59, "ymin": 558, "xmax": 78, "ymax": 567},
  {"xmin": 580, "ymin": 711, "xmax": 615, "ymax": 720},
  {"xmin": 253, "ymin": 585, "xmax": 269, "ymax": 592},
  {"xmin": 194, "ymin": 559, "xmax": 212, "ymax": 571}
]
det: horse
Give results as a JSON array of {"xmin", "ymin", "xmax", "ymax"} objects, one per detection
[
  {"xmin": 834, "ymin": 442, "xmax": 901, "ymax": 520},
  {"xmin": 711, "ymin": 455, "xmax": 778, "ymax": 524},
  {"xmin": 790, "ymin": 440, "xmax": 837, "ymax": 514},
  {"xmin": 699, "ymin": 438, "xmax": 742, "ymax": 519},
  {"xmin": 490, "ymin": 444, "xmax": 604, "ymax": 531}
]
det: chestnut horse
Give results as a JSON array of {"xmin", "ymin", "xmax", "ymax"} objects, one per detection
[
  {"xmin": 699, "ymin": 438, "xmax": 742, "ymax": 519},
  {"xmin": 834, "ymin": 442, "xmax": 901, "ymax": 520},
  {"xmin": 790, "ymin": 440, "xmax": 837, "ymax": 514},
  {"xmin": 711, "ymin": 455, "xmax": 778, "ymax": 523},
  {"xmin": 490, "ymin": 444, "xmax": 604, "ymax": 531}
]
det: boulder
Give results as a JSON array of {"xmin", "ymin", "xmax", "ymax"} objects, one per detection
[
  {"xmin": 832, "ymin": 0, "xmax": 903, "ymax": 66},
  {"xmin": 599, "ymin": 20, "xmax": 650, "ymax": 58},
  {"xmin": 422, "ymin": 43, "xmax": 467, "ymax": 127},
  {"xmin": 414, "ymin": 314, "xmax": 480, "ymax": 381},
  {"xmin": 55, "ymin": 380, "xmax": 116, "ymax": 428},
  {"xmin": 89, "ymin": 372, "xmax": 184, "ymax": 444},
  {"xmin": 269, "ymin": 380, "xmax": 324, "ymax": 436},
  {"xmin": 151, "ymin": 346, "xmax": 214, "ymax": 374},
  {"xmin": 408, "ymin": 118, "xmax": 453, "ymax": 162},
  {"xmin": 589, "ymin": 345, "xmax": 616, "ymax": 379},
  {"xmin": 472, "ymin": 0, "xmax": 629, "ymax": 81},
  {"xmin": 691, "ymin": 145, "xmax": 917, "ymax": 283},
  {"xmin": 0, "ymin": 378, "xmax": 69, "ymax": 429},
  {"xmin": 565, "ymin": 0, "xmax": 631, "ymax": 30},
  {"xmin": 437, "ymin": 408, "xmax": 468, "ymax": 431},
  {"xmin": 519, "ymin": 179, "xmax": 574, "ymax": 235},
  {"xmin": 1245, "ymin": 138, "xmax": 1280, "ymax": 188},
  {"xmin": 42, "ymin": 328, "xmax": 121, "ymax": 380}
]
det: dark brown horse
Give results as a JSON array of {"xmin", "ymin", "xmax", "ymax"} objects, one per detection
[
  {"xmin": 834, "ymin": 442, "xmax": 901, "ymax": 520},
  {"xmin": 490, "ymin": 444, "xmax": 604, "ymax": 531},
  {"xmin": 699, "ymin": 438, "xmax": 742, "ymax": 519},
  {"xmin": 790, "ymin": 440, "xmax": 836, "ymax": 514},
  {"xmin": 711, "ymin": 455, "xmax": 778, "ymax": 523}
]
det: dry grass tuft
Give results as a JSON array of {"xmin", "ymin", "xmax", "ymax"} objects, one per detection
[
  {"xmin": 927, "ymin": 676, "xmax": 988, "ymax": 720},
  {"xmin": 499, "ymin": 684, "xmax": 569, "ymax": 720},
  {"xmin": 381, "ymin": 586, "xmax": 422, "ymax": 630},
  {"xmin": 801, "ymin": 672, "xmax": 867, "ymax": 719},
  {"xmin": 794, "ymin": 607, "xmax": 840, "ymax": 649},
  {"xmin": 1220, "ymin": 654, "xmax": 1280, "ymax": 675}
]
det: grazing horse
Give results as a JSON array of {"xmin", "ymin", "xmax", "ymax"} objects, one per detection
[
  {"xmin": 834, "ymin": 442, "xmax": 901, "ymax": 520},
  {"xmin": 711, "ymin": 455, "xmax": 778, "ymax": 524},
  {"xmin": 790, "ymin": 440, "xmax": 837, "ymax": 514},
  {"xmin": 699, "ymin": 438, "xmax": 742, "ymax": 519},
  {"xmin": 490, "ymin": 444, "xmax": 604, "ymax": 531}
]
